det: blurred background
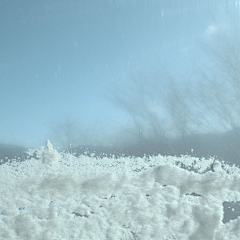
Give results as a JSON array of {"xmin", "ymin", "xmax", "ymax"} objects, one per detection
[{"xmin": 0, "ymin": 0, "xmax": 239, "ymax": 164}]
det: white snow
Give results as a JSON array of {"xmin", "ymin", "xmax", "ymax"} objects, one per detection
[
  {"xmin": 42, "ymin": 140, "xmax": 61, "ymax": 165},
  {"xmin": 0, "ymin": 141, "xmax": 240, "ymax": 239}
]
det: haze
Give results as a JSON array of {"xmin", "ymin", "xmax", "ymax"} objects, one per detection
[{"xmin": 0, "ymin": 0, "xmax": 239, "ymax": 153}]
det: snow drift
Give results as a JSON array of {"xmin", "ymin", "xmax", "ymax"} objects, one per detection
[{"xmin": 0, "ymin": 141, "xmax": 240, "ymax": 239}]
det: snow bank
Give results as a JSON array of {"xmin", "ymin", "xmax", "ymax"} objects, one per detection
[{"xmin": 0, "ymin": 141, "xmax": 240, "ymax": 239}]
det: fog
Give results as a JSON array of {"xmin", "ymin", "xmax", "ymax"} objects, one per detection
[
  {"xmin": 0, "ymin": 1, "xmax": 240, "ymax": 238},
  {"xmin": 0, "ymin": 0, "xmax": 239, "ymax": 150}
]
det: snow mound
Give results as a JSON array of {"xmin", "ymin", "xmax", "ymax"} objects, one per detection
[
  {"xmin": 0, "ymin": 142, "xmax": 240, "ymax": 239},
  {"xmin": 42, "ymin": 140, "xmax": 61, "ymax": 165}
]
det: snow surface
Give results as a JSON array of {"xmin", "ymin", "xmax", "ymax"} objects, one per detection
[{"xmin": 0, "ymin": 141, "xmax": 240, "ymax": 239}]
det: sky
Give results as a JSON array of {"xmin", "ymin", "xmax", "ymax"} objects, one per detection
[
  {"xmin": 0, "ymin": 0, "xmax": 239, "ymax": 148},
  {"xmin": 0, "ymin": 143, "xmax": 240, "ymax": 238}
]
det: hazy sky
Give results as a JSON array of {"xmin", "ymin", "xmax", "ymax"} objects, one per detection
[{"xmin": 0, "ymin": 0, "xmax": 239, "ymax": 148}]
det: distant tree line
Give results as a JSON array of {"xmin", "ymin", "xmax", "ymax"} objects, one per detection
[
  {"xmin": 1, "ymin": 28, "xmax": 239, "ymax": 167},
  {"xmin": 0, "ymin": 144, "xmax": 27, "ymax": 165},
  {"xmin": 47, "ymin": 29, "xmax": 240, "ymax": 166},
  {"xmin": 107, "ymin": 27, "xmax": 240, "ymax": 165}
]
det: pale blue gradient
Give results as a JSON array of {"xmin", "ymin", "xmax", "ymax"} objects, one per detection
[{"xmin": 0, "ymin": 0, "xmax": 238, "ymax": 147}]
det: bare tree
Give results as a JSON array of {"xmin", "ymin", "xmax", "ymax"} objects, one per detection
[
  {"xmin": 109, "ymin": 68, "xmax": 200, "ymax": 155},
  {"xmin": 162, "ymin": 79, "xmax": 196, "ymax": 152},
  {"xmin": 110, "ymin": 73, "xmax": 168, "ymax": 142},
  {"xmin": 50, "ymin": 119, "xmax": 105, "ymax": 151},
  {"xmin": 195, "ymin": 27, "xmax": 240, "ymax": 160},
  {"xmin": 197, "ymin": 28, "xmax": 240, "ymax": 131},
  {"xmin": 109, "ymin": 24, "xmax": 240, "ymax": 158}
]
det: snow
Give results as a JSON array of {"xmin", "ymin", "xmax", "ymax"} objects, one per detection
[{"xmin": 0, "ymin": 141, "xmax": 240, "ymax": 239}]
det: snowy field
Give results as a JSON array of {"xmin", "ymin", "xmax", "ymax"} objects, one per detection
[{"xmin": 0, "ymin": 141, "xmax": 240, "ymax": 239}]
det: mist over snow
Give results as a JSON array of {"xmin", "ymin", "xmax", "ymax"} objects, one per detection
[
  {"xmin": 0, "ymin": 141, "xmax": 240, "ymax": 239},
  {"xmin": 1, "ymin": 1, "xmax": 239, "ymax": 239}
]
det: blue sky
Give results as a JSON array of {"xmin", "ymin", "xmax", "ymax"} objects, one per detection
[{"xmin": 0, "ymin": 0, "xmax": 239, "ymax": 148}]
